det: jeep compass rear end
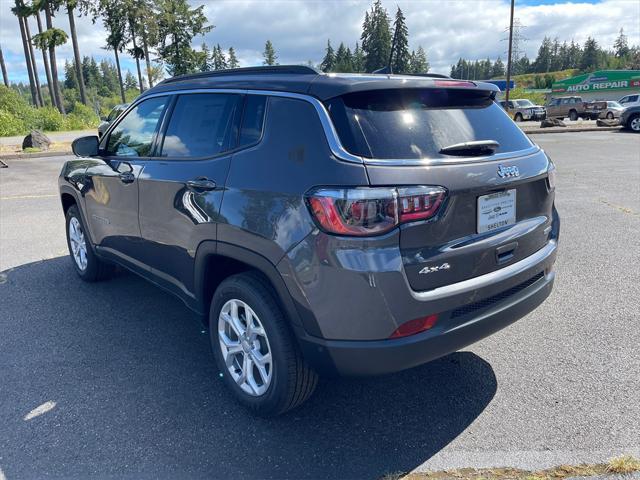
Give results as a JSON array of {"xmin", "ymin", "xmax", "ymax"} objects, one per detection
[{"xmin": 59, "ymin": 67, "xmax": 558, "ymax": 416}]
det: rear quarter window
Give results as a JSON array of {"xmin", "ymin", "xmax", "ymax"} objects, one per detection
[{"xmin": 326, "ymin": 89, "xmax": 534, "ymax": 160}]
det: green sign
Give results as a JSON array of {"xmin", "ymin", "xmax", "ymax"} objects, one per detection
[{"xmin": 551, "ymin": 70, "xmax": 640, "ymax": 93}]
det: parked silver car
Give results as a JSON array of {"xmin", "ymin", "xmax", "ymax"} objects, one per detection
[{"xmin": 599, "ymin": 101, "xmax": 624, "ymax": 119}]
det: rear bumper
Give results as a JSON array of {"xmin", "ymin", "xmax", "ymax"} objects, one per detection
[{"xmin": 300, "ymin": 269, "xmax": 554, "ymax": 376}]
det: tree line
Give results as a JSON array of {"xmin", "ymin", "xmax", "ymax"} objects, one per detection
[
  {"xmin": 450, "ymin": 29, "xmax": 640, "ymax": 86},
  {"xmin": 3, "ymin": 0, "xmax": 639, "ymax": 117}
]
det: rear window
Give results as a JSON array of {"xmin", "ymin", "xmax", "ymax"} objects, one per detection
[{"xmin": 326, "ymin": 89, "xmax": 533, "ymax": 160}]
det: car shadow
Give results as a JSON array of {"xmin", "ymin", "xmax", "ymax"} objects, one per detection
[{"xmin": 0, "ymin": 257, "xmax": 497, "ymax": 480}]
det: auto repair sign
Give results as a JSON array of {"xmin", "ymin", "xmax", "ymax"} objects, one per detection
[{"xmin": 552, "ymin": 70, "xmax": 640, "ymax": 93}]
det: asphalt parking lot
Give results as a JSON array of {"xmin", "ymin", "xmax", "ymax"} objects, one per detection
[{"xmin": 0, "ymin": 131, "xmax": 639, "ymax": 479}]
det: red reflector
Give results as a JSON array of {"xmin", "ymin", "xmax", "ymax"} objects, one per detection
[
  {"xmin": 390, "ymin": 314, "xmax": 438, "ymax": 338},
  {"xmin": 434, "ymin": 80, "xmax": 476, "ymax": 88}
]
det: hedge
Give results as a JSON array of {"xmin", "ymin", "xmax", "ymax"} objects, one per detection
[{"xmin": 0, "ymin": 85, "xmax": 100, "ymax": 137}]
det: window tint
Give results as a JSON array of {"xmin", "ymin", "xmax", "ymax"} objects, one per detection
[
  {"xmin": 327, "ymin": 89, "xmax": 534, "ymax": 160},
  {"xmin": 106, "ymin": 97, "xmax": 168, "ymax": 157},
  {"xmin": 160, "ymin": 93, "xmax": 241, "ymax": 158},
  {"xmin": 239, "ymin": 95, "xmax": 267, "ymax": 147}
]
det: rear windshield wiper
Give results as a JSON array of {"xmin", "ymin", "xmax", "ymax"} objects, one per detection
[{"xmin": 439, "ymin": 140, "xmax": 500, "ymax": 156}]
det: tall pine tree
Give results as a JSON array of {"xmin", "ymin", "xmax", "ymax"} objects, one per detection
[
  {"xmin": 320, "ymin": 39, "xmax": 335, "ymax": 72},
  {"xmin": 361, "ymin": 0, "xmax": 391, "ymax": 72},
  {"xmin": 390, "ymin": 7, "xmax": 410, "ymax": 74},
  {"xmin": 409, "ymin": 46, "xmax": 429, "ymax": 74},
  {"xmin": 263, "ymin": 40, "xmax": 277, "ymax": 65},
  {"xmin": 227, "ymin": 47, "xmax": 239, "ymax": 69}
]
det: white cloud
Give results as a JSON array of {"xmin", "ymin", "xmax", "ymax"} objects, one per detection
[{"xmin": 0, "ymin": 0, "xmax": 638, "ymax": 83}]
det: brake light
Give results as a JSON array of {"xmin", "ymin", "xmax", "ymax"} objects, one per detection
[
  {"xmin": 434, "ymin": 80, "xmax": 476, "ymax": 88},
  {"xmin": 390, "ymin": 314, "xmax": 438, "ymax": 338},
  {"xmin": 306, "ymin": 186, "xmax": 446, "ymax": 236}
]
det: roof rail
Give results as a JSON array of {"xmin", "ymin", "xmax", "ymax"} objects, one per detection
[{"xmin": 159, "ymin": 65, "xmax": 321, "ymax": 85}]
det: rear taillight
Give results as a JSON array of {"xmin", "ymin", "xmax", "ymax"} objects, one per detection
[{"xmin": 306, "ymin": 186, "xmax": 446, "ymax": 236}]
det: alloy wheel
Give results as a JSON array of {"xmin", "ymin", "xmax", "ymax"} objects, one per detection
[
  {"xmin": 69, "ymin": 217, "xmax": 88, "ymax": 271},
  {"xmin": 218, "ymin": 299, "xmax": 273, "ymax": 396},
  {"xmin": 630, "ymin": 117, "xmax": 640, "ymax": 132}
]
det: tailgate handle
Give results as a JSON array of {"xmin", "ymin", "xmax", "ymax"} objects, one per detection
[{"xmin": 496, "ymin": 242, "xmax": 518, "ymax": 264}]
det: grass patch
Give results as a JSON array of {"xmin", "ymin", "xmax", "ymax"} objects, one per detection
[
  {"xmin": 607, "ymin": 455, "xmax": 640, "ymax": 474},
  {"xmin": 394, "ymin": 455, "xmax": 640, "ymax": 480}
]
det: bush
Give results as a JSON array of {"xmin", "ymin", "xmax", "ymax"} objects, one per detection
[
  {"xmin": 36, "ymin": 106, "xmax": 67, "ymax": 131},
  {"xmin": 0, "ymin": 109, "xmax": 27, "ymax": 136},
  {"xmin": 68, "ymin": 102, "xmax": 100, "ymax": 128},
  {"xmin": 0, "ymin": 86, "xmax": 99, "ymax": 136}
]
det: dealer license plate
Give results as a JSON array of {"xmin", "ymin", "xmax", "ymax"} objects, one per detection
[{"xmin": 477, "ymin": 189, "xmax": 516, "ymax": 233}]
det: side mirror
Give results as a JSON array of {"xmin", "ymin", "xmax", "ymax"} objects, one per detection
[{"xmin": 72, "ymin": 135, "xmax": 99, "ymax": 157}]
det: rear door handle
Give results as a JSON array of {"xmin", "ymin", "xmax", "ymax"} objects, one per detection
[
  {"xmin": 119, "ymin": 172, "xmax": 135, "ymax": 184},
  {"xmin": 186, "ymin": 178, "xmax": 217, "ymax": 191}
]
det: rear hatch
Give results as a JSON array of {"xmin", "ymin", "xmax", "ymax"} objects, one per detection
[{"xmin": 326, "ymin": 85, "xmax": 554, "ymax": 291}]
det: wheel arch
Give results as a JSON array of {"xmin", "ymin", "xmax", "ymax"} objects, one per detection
[{"xmin": 194, "ymin": 241, "xmax": 306, "ymax": 333}]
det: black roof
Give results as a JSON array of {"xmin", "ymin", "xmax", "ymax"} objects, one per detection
[{"xmin": 143, "ymin": 65, "xmax": 499, "ymax": 101}]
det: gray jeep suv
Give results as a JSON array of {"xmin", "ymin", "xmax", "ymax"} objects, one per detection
[{"xmin": 60, "ymin": 66, "xmax": 559, "ymax": 416}]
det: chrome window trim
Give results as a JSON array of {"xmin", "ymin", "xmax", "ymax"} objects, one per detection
[
  {"xmin": 126, "ymin": 88, "xmax": 541, "ymax": 166},
  {"xmin": 408, "ymin": 240, "xmax": 557, "ymax": 302}
]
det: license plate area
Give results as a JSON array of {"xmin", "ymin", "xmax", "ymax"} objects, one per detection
[{"xmin": 477, "ymin": 189, "xmax": 516, "ymax": 233}]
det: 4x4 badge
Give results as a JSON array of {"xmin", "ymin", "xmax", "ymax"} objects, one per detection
[
  {"xmin": 497, "ymin": 164, "xmax": 520, "ymax": 178},
  {"xmin": 419, "ymin": 263, "xmax": 451, "ymax": 275}
]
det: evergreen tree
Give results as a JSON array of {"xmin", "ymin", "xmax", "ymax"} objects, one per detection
[
  {"xmin": 227, "ymin": 47, "xmax": 239, "ymax": 69},
  {"xmin": 614, "ymin": 28, "xmax": 630, "ymax": 58},
  {"xmin": 124, "ymin": 70, "xmax": 138, "ymax": 90},
  {"xmin": 492, "ymin": 57, "xmax": 505, "ymax": 77},
  {"xmin": 533, "ymin": 36, "xmax": 553, "ymax": 73},
  {"xmin": 580, "ymin": 37, "xmax": 601, "ymax": 71},
  {"xmin": 409, "ymin": 46, "xmax": 429, "ymax": 74},
  {"xmin": 263, "ymin": 40, "xmax": 277, "ymax": 66},
  {"xmin": 212, "ymin": 44, "xmax": 227, "ymax": 70},
  {"xmin": 567, "ymin": 40, "xmax": 582, "ymax": 69},
  {"xmin": 64, "ymin": 60, "xmax": 77, "ymax": 89},
  {"xmin": 155, "ymin": 0, "xmax": 212, "ymax": 76},
  {"xmin": 320, "ymin": 39, "xmax": 335, "ymax": 72},
  {"xmin": 334, "ymin": 42, "xmax": 353, "ymax": 72},
  {"xmin": 361, "ymin": 0, "xmax": 391, "ymax": 72},
  {"xmin": 352, "ymin": 42, "xmax": 365, "ymax": 72},
  {"xmin": 197, "ymin": 42, "xmax": 210, "ymax": 72},
  {"xmin": 390, "ymin": 7, "xmax": 410, "ymax": 74}
]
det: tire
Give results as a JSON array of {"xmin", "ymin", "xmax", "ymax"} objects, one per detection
[
  {"xmin": 606, "ymin": 112, "xmax": 614, "ymax": 120},
  {"xmin": 628, "ymin": 114, "xmax": 640, "ymax": 133},
  {"xmin": 514, "ymin": 113, "xmax": 523, "ymax": 122},
  {"xmin": 210, "ymin": 272, "xmax": 318, "ymax": 416},
  {"xmin": 569, "ymin": 110, "xmax": 578, "ymax": 121},
  {"xmin": 65, "ymin": 204, "xmax": 113, "ymax": 281}
]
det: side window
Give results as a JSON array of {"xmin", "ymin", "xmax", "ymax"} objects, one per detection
[
  {"xmin": 239, "ymin": 95, "xmax": 267, "ymax": 147},
  {"xmin": 160, "ymin": 93, "xmax": 241, "ymax": 158},
  {"xmin": 105, "ymin": 97, "xmax": 168, "ymax": 157},
  {"xmin": 631, "ymin": 95, "xmax": 639, "ymax": 102}
]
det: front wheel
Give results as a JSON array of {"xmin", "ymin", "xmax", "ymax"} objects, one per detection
[
  {"xmin": 606, "ymin": 112, "xmax": 614, "ymax": 120},
  {"xmin": 514, "ymin": 113, "xmax": 523, "ymax": 122},
  {"xmin": 65, "ymin": 205, "xmax": 113, "ymax": 281},
  {"xmin": 210, "ymin": 272, "xmax": 318, "ymax": 416},
  {"xmin": 628, "ymin": 114, "xmax": 640, "ymax": 133},
  {"xmin": 569, "ymin": 110, "xmax": 578, "ymax": 121}
]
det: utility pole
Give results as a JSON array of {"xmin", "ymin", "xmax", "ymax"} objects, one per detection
[{"xmin": 505, "ymin": 0, "xmax": 515, "ymax": 102}]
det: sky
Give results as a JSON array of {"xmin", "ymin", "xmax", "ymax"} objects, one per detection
[{"xmin": 0, "ymin": 0, "xmax": 638, "ymax": 84}]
